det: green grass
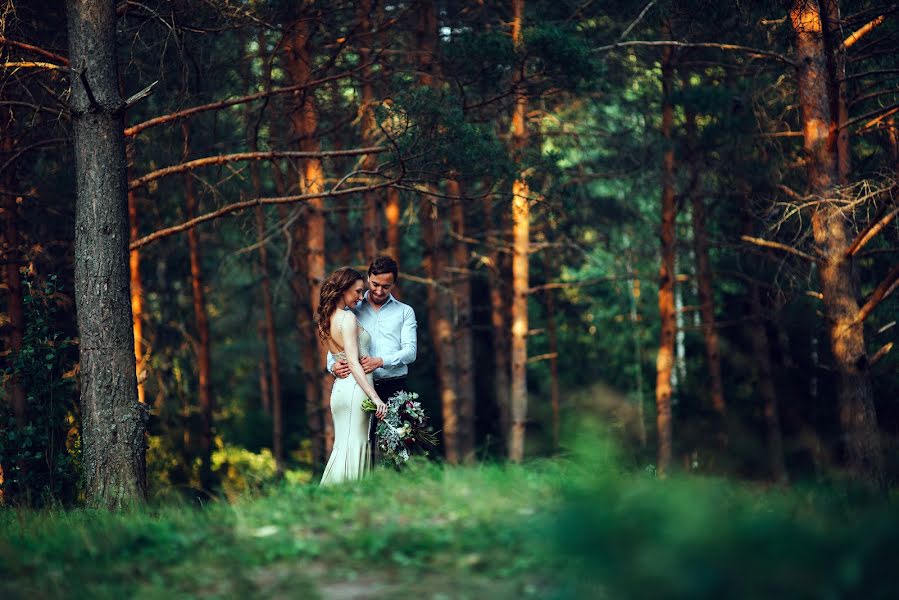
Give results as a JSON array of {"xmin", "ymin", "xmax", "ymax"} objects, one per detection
[{"xmin": 2, "ymin": 434, "xmax": 896, "ymax": 599}]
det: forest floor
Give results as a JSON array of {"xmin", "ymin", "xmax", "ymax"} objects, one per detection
[{"xmin": 2, "ymin": 429, "xmax": 897, "ymax": 599}]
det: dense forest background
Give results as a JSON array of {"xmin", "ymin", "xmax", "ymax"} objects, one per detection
[{"xmin": 1, "ymin": 0, "xmax": 898, "ymax": 508}]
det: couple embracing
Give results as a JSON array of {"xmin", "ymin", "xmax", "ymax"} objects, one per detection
[{"xmin": 315, "ymin": 256, "xmax": 418, "ymax": 486}]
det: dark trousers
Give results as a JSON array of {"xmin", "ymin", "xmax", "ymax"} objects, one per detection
[{"xmin": 371, "ymin": 376, "xmax": 408, "ymax": 464}]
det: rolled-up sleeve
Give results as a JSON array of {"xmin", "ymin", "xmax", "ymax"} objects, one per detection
[{"xmin": 380, "ymin": 306, "xmax": 417, "ymax": 368}]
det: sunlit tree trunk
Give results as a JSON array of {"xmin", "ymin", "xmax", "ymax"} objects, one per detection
[
  {"xmin": 285, "ymin": 15, "xmax": 331, "ymax": 460},
  {"xmin": 790, "ymin": 0, "xmax": 883, "ymax": 489},
  {"xmin": 66, "ymin": 0, "xmax": 146, "ymax": 507},
  {"xmin": 449, "ymin": 179, "xmax": 476, "ymax": 461},
  {"xmin": 385, "ymin": 187, "xmax": 401, "ymax": 264},
  {"xmin": 655, "ymin": 39, "xmax": 676, "ymax": 477},
  {"xmin": 508, "ymin": 0, "xmax": 530, "ymax": 463},
  {"xmin": 360, "ymin": 0, "xmax": 381, "ymax": 262},
  {"xmin": 685, "ymin": 111, "xmax": 727, "ymax": 433},
  {"xmin": 182, "ymin": 123, "xmax": 214, "ymax": 490},
  {"xmin": 127, "ymin": 189, "xmax": 146, "ymax": 405}
]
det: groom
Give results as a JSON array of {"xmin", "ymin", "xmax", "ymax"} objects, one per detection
[{"xmin": 328, "ymin": 256, "xmax": 418, "ymax": 445}]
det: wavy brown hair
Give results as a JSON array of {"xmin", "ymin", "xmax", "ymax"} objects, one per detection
[{"xmin": 315, "ymin": 267, "xmax": 364, "ymax": 341}]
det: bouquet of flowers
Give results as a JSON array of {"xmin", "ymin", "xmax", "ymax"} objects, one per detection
[{"xmin": 361, "ymin": 391, "xmax": 439, "ymax": 468}]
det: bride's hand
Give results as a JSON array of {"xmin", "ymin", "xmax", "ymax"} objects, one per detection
[{"xmin": 374, "ymin": 399, "xmax": 388, "ymax": 419}]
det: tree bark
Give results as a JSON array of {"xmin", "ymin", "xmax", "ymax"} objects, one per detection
[
  {"xmin": 748, "ymin": 285, "xmax": 788, "ymax": 484},
  {"xmin": 486, "ymin": 194, "xmax": 512, "ymax": 448},
  {"xmin": 284, "ymin": 15, "xmax": 330, "ymax": 461},
  {"xmin": 449, "ymin": 179, "xmax": 476, "ymax": 461},
  {"xmin": 66, "ymin": 0, "xmax": 146, "ymax": 508},
  {"xmin": 508, "ymin": 0, "xmax": 530, "ymax": 463},
  {"xmin": 790, "ymin": 0, "xmax": 883, "ymax": 489},
  {"xmin": 385, "ymin": 187, "xmax": 401, "ymax": 264},
  {"xmin": 655, "ymin": 38, "xmax": 676, "ymax": 477},
  {"xmin": 182, "ymin": 123, "xmax": 214, "ymax": 490},
  {"xmin": 359, "ymin": 0, "xmax": 381, "ymax": 262},
  {"xmin": 685, "ymin": 111, "xmax": 727, "ymax": 431},
  {"xmin": 822, "ymin": 0, "xmax": 851, "ymax": 184},
  {"xmin": 415, "ymin": 0, "xmax": 462, "ymax": 463}
]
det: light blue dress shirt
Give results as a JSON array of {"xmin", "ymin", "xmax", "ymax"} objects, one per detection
[{"xmin": 327, "ymin": 291, "xmax": 417, "ymax": 380}]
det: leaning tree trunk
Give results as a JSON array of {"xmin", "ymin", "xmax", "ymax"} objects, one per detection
[
  {"xmin": 66, "ymin": 0, "xmax": 146, "ymax": 508},
  {"xmin": 654, "ymin": 39, "xmax": 676, "ymax": 477},
  {"xmin": 182, "ymin": 124, "xmax": 214, "ymax": 490},
  {"xmin": 508, "ymin": 0, "xmax": 530, "ymax": 463},
  {"xmin": 790, "ymin": 0, "xmax": 883, "ymax": 489}
]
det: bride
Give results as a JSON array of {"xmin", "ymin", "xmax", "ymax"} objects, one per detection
[{"xmin": 316, "ymin": 267, "xmax": 388, "ymax": 485}]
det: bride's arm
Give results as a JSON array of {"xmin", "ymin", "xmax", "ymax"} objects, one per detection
[{"xmin": 340, "ymin": 316, "xmax": 387, "ymax": 418}]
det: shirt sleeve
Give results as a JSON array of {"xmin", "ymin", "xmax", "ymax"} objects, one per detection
[
  {"xmin": 326, "ymin": 351, "xmax": 336, "ymax": 372},
  {"xmin": 380, "ymin": 306, "xmax": 417, "ymax": 368}
]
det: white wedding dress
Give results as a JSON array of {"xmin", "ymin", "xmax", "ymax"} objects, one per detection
[{"xmin": 320, "ymin": 315, "xmax": 373, "ymax": 485}]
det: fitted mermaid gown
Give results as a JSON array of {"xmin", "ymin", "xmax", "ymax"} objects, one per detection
[{"xmin": 320, "ymin": 319, "xmax": 373, "ymax": 485}]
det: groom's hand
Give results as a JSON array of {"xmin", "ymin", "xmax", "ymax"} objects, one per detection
[
  {"xmin": 360, "ymin": 356, "xmax": 384, "ymax": 374},
  {"xmin": 333, "ymin": 360, "xmax": 350, "ymax": 379}
]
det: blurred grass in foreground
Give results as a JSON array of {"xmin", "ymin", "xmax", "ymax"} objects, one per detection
[{"xmin": 1, "ymin": 420, "xmax": 895, "ymax": 599}]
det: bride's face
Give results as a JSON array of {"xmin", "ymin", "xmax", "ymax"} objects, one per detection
[{"xmin": 342, "ymin": 279, "xmax": 365, "ymax": 309}]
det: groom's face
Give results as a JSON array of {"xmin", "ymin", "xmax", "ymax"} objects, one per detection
[{"xmin": 367, "ymin": 272, "xmax": 395, "ymax": 306}]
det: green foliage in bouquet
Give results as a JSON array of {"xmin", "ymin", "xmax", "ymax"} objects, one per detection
[{"xmin": 362, "ymin": 391, "xmax": 439, "ymax": 468}]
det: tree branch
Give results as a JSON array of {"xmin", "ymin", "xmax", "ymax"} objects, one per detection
[
  {"xmin": 740, "ymin": 235, "xmax": 816, "ymax": 261},
  {"xmin": 1, "ymin": 61, "xmax": 67, "ymax": 70},
  {"xmin": 856, "ymin": 263, "xmax": 899, "ymax": 325},
  {"xmin": 594, "ymin": 40, "xmax": 796, "ymax": 66},
  {"xmin": 619, "ymin": 0, "xmax": 658, "ymax": 40},
  {"xmin": 843, "ymin": 13, "xmax": 888, "ymax": 48},
  {"xmin": 851, "ymin": 101, "xmax": 899, "ymax": 130},
  {"xmin": 123, "ymin": 65, "xmax": 370, "ymax": 138},
  {"xmin": 130, "ymin": 179, "xmax": 399, "ymax": 250},
  {"xmin": 0, "ymin": 37, "xmax": 69, "ymax": 65},
  {"xmin": 847, "ymin": 205, "xmax": 899, "ymax": 256},
  {"xmin": 128, "ymin": 147, "xmax": 386, "ymax": 190}
]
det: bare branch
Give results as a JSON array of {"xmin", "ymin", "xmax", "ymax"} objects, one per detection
[
  {"xmin": 870, "ymin": 342, "xmax": 893, "ymax": 366},
  {"xmin": 1, "ymin": 61, "xmax": 67, "ymax": 70},
  {"xmin": 851, "ymin": 101, "xmax": 899, "ymax": 130},
  {"xmin": 594, "ymin": 40, "xmax": 796, "ymax": 67},
  {"xmin": 130, "ymin": 179, "xmax": 399, "ymax": 250},
  {"xmin": 856, "ymin": 263, "xmax": 899, "ymax": 325},
  {"xmin": 740, "ymin": 235, "xmax": 816, "ymax": 262},
  {"xmin": 123, "ymin": 65, "xmax": 370, "ymax": 138},
  {"xmin": 847, "ymin": 205, "xmax": 899, "ymax": 256},
  {"xmin": 128, "ymin": 147, "xmax": 386, "ymax": 190},
  {"xmin": 123, "ymin": 80, "xmax": 157, "ymax": 110},
  {"xmin": 844, "ymin": 13, "xmax": 889, "ymax": 48},
  {"xmin": 0, "ymin": 37, "xmax": 69, "ymax": 65},
  {"xmin": 619, "ymin": 0, "xmax": 658, "ymax": 40}
]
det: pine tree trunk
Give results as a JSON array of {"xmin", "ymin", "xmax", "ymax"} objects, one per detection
[
  {"xmin": 415, "ymin": 0, "xmax": 461, "ymax": 463},
  {"xmin": 625, "ymin": 247, "xmax": 647, "ymax": 447},
  {"xmin": 385, "ymin": 187, "xmax": 401, "ymax": 264},
  {"xmin": 182, "ymin": 124, "xmax": 214, "ymax": 490},
  {"xmin": 508, "ymin": 0, "xmax": 530, "ymax": 463},
  {"xmin": 486, "ymin": 194, "xmax": 512, "ymax": 448},
  {"xmin": 449, "ymin": 179, "xmax": 476, "ymax": 461},
  {"xmin": 822, "ymin": 0, "xmax": 851, "ymax": 184},
  {"xmin": 790, "ymin": 0, "xmax": 883, "ymax": 489},
  {"xmin": 359, "ymin": 0, "xmax": 381, "ymax": 263},
  {"xmin": 748, "ymin": 285, "xmax": 788, "ymax": 484},
  {"xmin": 655, "ymin": 40, "xmax": 676, "ymax": 477},
  {"xmin": 66, "ymin": 0, "xmax": 146, "ymax": 508},
  {"xmin": 127, "ymin": 190, "xmax": 146, "ymax": 405},
  {"xmin": 685, "ymin": 111, "xmax": 727, "ymax": 430},
  {"xmin": 246, "ymin": 33, "xmax": 281, "ymax": 422},
  {"xmin": 285, "ymin": 16, "xmax": 330, "ymax": 459},
  {"xmin": 545, "ymin": 289, "xmax": 561, "ymax": 451}
]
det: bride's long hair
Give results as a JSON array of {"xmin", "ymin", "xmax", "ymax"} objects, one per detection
[{"xmin": 315, "ymin": 267, "xmax": 364, "ymax": 341}]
